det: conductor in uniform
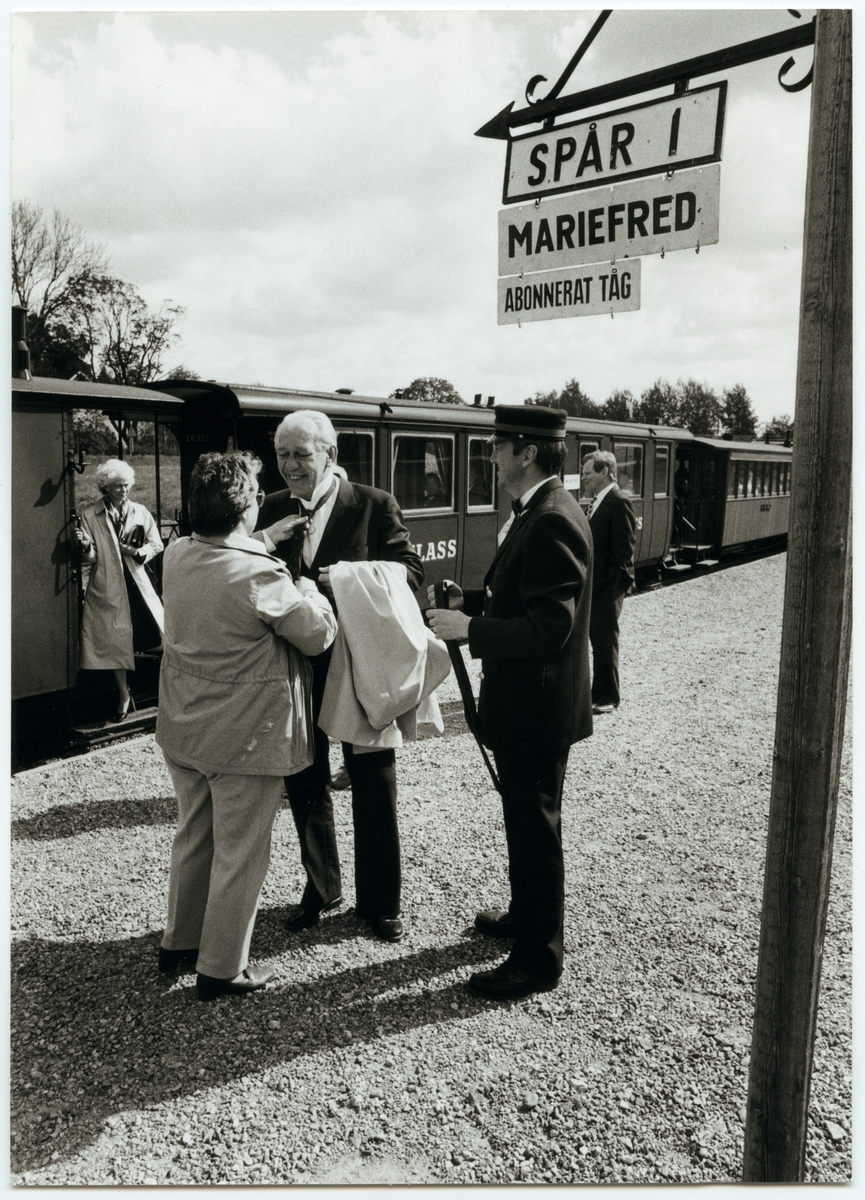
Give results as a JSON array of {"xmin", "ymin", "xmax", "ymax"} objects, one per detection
[
  {"xmin": 255, "ymin": 411, "xmax": 423, "ymax": 942},
  {"xmin": 579, "ymin": 450, "xmax": 637, "ymax": 714},
  {"xmin": 427, "ymin": 405, "xmax": 593, "ymax": 1000}
]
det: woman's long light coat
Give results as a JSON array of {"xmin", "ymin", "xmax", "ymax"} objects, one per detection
[{"xmin": 78, "ymin": 498, "xmax": 164, "ymax": 671}]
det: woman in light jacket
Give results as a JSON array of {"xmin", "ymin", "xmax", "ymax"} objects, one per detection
[
  {"xmin": 156, "ymin": 451, "xmax": 336, "ymax": 1001},
  {"xmin": 75, "ymin": 459, "xmax": 164, "ymax": 720}
]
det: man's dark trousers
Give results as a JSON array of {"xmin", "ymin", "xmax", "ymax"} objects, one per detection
[
  {"xmin": 494, "ymin": 745, "xmax": 570, "ymax": 979},
  {"xmin": 589, "ymin": 589, "xmax": 625, "ymax": 708},
  {"xmin": 286, "ymin": 651, "xmax": 401, "ymax": 920}
]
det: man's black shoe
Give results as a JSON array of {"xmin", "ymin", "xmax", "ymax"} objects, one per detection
[
  {"xmin": 196, "ymin": 963, "xmax": 276, "ymax": 1001},
  {"xmin": 467, "ymin": 961, "xmax": 560, "ymax": 1001},
  {"xmin": 284, "ymin": 895, "xmax": 343, "ymax": 932},
  {"xmin": 356, "ymin": 910, "xmax": 404, "ymax": 942},
  {"xmin": 158, "ymin": 946, "xmax": 198, "ymax": 973},
  {"xmin": 474, "ymin": 909, "xmax": 516, "ymax": 938}
]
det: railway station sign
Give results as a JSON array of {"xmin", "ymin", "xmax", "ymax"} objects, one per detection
[
  {"xmin": 497, "ymin": 259, "xmax": 640, "ymax": 324},
  {"xmin": 503, "ymin": 83, "xmax": 726, "ymax": 204},
  {"xmin": 498, "ymin": 163, "xmax": 720, "ymax": 276}
]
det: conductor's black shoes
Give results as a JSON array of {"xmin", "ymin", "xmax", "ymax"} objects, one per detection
[
  {"xmin": 474, "ymin": 909, "xmax": 517, "ymax": 938},
  {"xmin": 468, "ymin": 961, "xmax": 560, "ymax": 1001},
  {"xmin": 592, "ymin": 703, "xmax": 616, "ymax": 715},
  {"xmin": 158, "ymin": 946, "xmax": 198, "ymax": 973},
  {"xmin": 196, "ymin": 963, "xmax": 276, "ymax": 1001},
  {"xmin": 284, "ymin": 895, "xmax": 343, "ymax": 932}
]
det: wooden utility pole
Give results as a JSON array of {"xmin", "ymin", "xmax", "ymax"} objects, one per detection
[{"xmin": 742, "ymin": 9, "xmax": 852, "ymax": 1183}]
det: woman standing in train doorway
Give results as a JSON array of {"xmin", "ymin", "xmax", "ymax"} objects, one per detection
[{"xmin": 74, "ymin": 458, "xmax": 164, "ymax": 721}]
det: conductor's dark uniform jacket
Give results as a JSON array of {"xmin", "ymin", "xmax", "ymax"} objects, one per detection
[{"xmin": 460, "ymin": 467, "xmax": 593, "ymax": 980}]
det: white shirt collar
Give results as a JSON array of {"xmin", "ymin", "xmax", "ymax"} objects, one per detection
[
  {"xmin": 591, "ymin": 482, "xmax": 616, "ymax": 510},
  {"xmin": 300, "ymin": 470, "xmax": 338, "ymax": 510},
  {"xmin": 518, "ymin": 476, "xmax": 559, "ymax": 507}
]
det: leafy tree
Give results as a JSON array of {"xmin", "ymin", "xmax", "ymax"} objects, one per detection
[
  {"xmin": 165, "ymin": 364, "xmax": 201, "ymax": 381},
  {"xmin": 390, "ymin": 377, "xmax": 463, "ymax": 404},
  {"xmin": 676, "ymin": 378, "xmax": 723, "ymax": 437},
  {"xmin": 632, "ymin": 378, "xmax": 680, "ymax": 426},
  {"xmin": 12, "ymin": 200, "xmax": 108, "ymax": 375},
  {"xmin": 600, "ymin": 389, "xmax": 636, "ymax": 422},
  {"xmin": 12, "ymin": 201, "xmax": 184, "ymax": 382},
  {"xmin": 722, "ymin": 383, "xmax": 758, "ymax": 439},
  {"xmin": 763, "ymin": 413, "xmax": 794, "ymax": 444},
  {"xmin": 72, "ymin": 408, "xmax": 118, "ymax": 454},
  {"xmin": 527, "ymin": 378, "xmax": 598, "ymax": 418}
]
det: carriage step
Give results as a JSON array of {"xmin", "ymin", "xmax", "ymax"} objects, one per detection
[
  {"xmin": 663, "ymin": 562, "xmax": 692, "ymax": 573},
  {"xmin": 69, "ymin": 706, "xmax": 158, "ymax": 748},
  {"xmin": 695, "ymin": 558, "xmax": 720, "ymax": 568}
]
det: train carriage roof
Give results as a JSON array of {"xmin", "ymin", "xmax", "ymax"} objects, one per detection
[
  {"xmin": 12, "ymin": 374, "xmax": 187, "ymax": 417},
  {"xmin": 692, "ymin": 436, "xmax": 792, "ymax": 459},
  {"xmin": 144, "ymin": 378, "xmax": 694, "ymax": 439}
]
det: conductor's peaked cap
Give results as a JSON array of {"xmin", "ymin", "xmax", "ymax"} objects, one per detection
[{"xmin": 493, "ymin": 405, "xmax": 567, "ymax": 440}]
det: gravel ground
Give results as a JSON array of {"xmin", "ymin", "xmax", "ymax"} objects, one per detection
[{"xmin": 10, "ymin": 552, "xmax": 852, "ymax": 1186}]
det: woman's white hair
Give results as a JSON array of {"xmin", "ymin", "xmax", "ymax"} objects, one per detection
[{"xmin": 95, "ymin": 458, "xmax": 136, "ymax": 492}]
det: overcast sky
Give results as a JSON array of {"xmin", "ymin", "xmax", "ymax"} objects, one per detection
[{"xmin": 12, "ymin": 6, "xmax": 819, "ymax": 424}]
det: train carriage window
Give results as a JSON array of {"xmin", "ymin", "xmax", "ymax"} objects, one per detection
[
  {"xmin": 757, "ymin": 462, "xmax": 767, "ymax": 496},
  {"xmin": 781, "ymin": 463, "xmax": 789, "ymax": 493},
  {"xmin": 767, "ymin": 462, "xmax": 777, "ymax": 495},
  {"xmin": 336, "ymin": 430, "xmax": 374, "ymax": 486},
  {"xmin": 467, "ymin": 437, "xmax": 496, "ymax": 509},
  {"xmin": 392, "ymin": 434, "xmax": 454, "ymax": 513},
  {"xmin": 727, "ymin": 461, "xmax": 738, "ymax": 499},
  {"xmin": 654, "ymin": 444, "xmax": 670, "ymax": 498},
  {"xmin": 744, "ymin": 462, "xmax": 756, "ymax": 497},
  {"xmin": 614, "ymin": 442, "xmax": 643, "ymax": 497}
]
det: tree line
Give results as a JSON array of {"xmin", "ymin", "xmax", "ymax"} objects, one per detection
[
  {"xmin": 526, "ymin": 378, "xmax": 792, "ymax": 442},
  {"xmin": 12, "ymin": 200, "xmax": 195, "ymax": 385}
]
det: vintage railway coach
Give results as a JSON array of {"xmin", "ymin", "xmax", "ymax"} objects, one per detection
[
  {"xmin": 11, "ymin": 359, "xmax": 789, "ymax": 757},
  {"xmin": 672, "ymin": 437, "xmax": 792, "ymax": 564}
]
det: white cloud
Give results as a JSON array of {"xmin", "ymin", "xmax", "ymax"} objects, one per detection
[{"xmin": 12, "ymin": 9, "xmax": 819, "ymax": 420}]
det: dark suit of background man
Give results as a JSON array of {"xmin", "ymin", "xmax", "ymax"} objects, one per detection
[
  {"xmin": 255, "ymin": 411, "xmax": 423, "ymax": 943},
  {"xmin": 580, "ymin": 450, "xmax": 637, "ymax": 716},
  {"xmin": 427, "ymin": 406, "xmax": 593, "ymax": 1001}
]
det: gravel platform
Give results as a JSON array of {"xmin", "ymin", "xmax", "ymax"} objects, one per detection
[{"xmin": 10, "ymin": 552, "xmax": 852, "ymax": 1186}]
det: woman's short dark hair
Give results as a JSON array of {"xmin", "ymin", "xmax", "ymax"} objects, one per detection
[
  {"xmin": 188, "ymin": 451, "xmax": 262, "ymax": 536},
  {"xmin": 502, "ymin": 434, "xmax": 567, "ymax": 477}
]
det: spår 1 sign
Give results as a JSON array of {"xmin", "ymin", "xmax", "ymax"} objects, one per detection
[{"xmin": 503, "ymin": 82, "xmax": 726, "ymax": 204}]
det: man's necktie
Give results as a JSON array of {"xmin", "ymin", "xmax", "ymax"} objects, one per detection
[
  {"xmin": 297, "ymin": 479, "xmax": 338, "ymax": 569},
  {"xmin": 511, "ymin": 497, "xmax": 523, "ymax": 517},
  {"xmin": 586, "ymin": 499, "xmax": 595, "ymax": 519}
]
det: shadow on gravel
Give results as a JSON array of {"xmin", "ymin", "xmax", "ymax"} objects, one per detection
[
  {"xmin": 12, "ymin": 929, "xmax": 504, "ymax": 1171},
  {"xmin": 12, "ymin": 796, "xmax": 179, "ymax": 841}
]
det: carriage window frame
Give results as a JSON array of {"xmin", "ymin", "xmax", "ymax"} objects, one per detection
[
  {"xmin": 467, "ymin": 436, "xmax": 497, "ymax": 511},
  {"xmin": 654, "ymin": 443, "xmax": 670, "ymax": 498},
  {"xmin": 727, "ymin": 460, "xmax": 738, "ymax": 499},
  {"xmin": 390, "ymin": 431, "xmax": 455, "ymax": 515},
  {"xmin": 336, "ymin": 428, "xmax": 375, "ymax": 488},
  {"xmin": 613, "ymin": 440, "xmax": 644, "ymax": 498}
]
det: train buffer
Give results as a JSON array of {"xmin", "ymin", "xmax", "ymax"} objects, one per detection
[{"xmin": 68, "ymin": 706, "xmax": 158, "ymax": 751}]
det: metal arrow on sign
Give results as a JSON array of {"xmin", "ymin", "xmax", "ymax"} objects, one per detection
[{"xmin": 476, "ymin": 14, "xmax": 816, "ymax": 140}]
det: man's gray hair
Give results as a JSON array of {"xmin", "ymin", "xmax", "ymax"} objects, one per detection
[
  {"xmin": 582, "ymin": 449, "xmax": 618, "ymax": 478},
  {"xmin": 275, "ymin": 410, "xmax": 337, "ymax": 452}
]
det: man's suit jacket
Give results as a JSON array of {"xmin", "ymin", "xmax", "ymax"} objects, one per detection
[
  {"xmin": 256, "ymin": 477, "xmax": 424, "ymax": 593},
  {"xmin": 462, "ymin": 478, "xmax": 593, "ymax": 754},
  {"xmin": 589, "ymin": 486, "xmax": 637, "ymax": 600}
]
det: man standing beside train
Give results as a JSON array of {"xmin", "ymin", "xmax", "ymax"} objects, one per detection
[
  {"xmin": 580, "ymin": 450, "xmax": 637, "ymax": 715},
  {"xmin": 255, "ymin": 411, "xmax": 423, "ymax": 943},
  {"xmin": 427, "ymin": 406, "xmax": 593, "ymax": 1000}
]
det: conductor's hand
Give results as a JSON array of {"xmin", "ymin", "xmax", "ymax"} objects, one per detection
[
  {"xmin": 266, "ymin": 514, "xmax": 309, "ymax": 545},
  {"xmin": 426, "ymin": 607, "xmax": 471, "ymax": 642},
  {"xmin": 425, "ymin": 580, "xmax": 464, "ymax": 610}
]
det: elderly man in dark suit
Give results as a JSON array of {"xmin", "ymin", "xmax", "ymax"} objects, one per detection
[
  {"xmin": 255, "ymin": 410, "xmax": 423, "ymax": 943},
  {"xmin": 580, "ymin": 450, "xmax": 637, "ymax": 715},
  {"xmin": 427, "ymin": 405, "xmax": 593, "ymax": 1001}
]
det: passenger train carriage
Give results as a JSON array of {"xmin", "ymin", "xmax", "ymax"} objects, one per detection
[{"xmin": 10, "ymin": 360, "xmax": 791, "ymax": 756}]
